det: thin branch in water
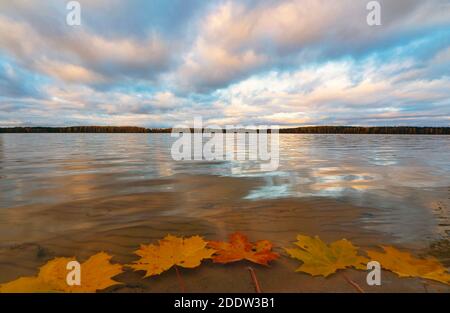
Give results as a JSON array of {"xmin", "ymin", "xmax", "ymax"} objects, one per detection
[
  {"xmin": 342, "ymin": 272, "xmax": 364, "ymax": 293},
  {"xmin": 422, "ymin": 281, "xmax": 429, "ymax": 293},
  {"xmin": 247, "ymin": 266, "xmax": 262, "ymax": 293},
  {"xmin": 174, "ymin": 265, "xmax": 186, "ymax": 292}
]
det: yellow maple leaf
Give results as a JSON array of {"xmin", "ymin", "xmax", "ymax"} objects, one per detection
[
  {"xmin": 0, "ymin": 252, "xmax": 123, "ymax": 293},
  {"xmin": 130, "ymin": 235, "xmax": 216, "ymax": 277},
  {"xmin": 367, "ymin": 246, "xmax": 450, "ymax": 285},
  {"xmin": 285, "ymin": 235, "xmax": 369, "ymax": 277}
]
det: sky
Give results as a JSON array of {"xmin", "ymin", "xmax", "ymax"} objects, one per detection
[{"xmin": 0, "ymin": 0, "xmax": 449, "ymax": 127}]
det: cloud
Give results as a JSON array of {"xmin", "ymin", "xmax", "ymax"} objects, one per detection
[
  {"xmin": 36, "ymin": 60, "xmax": 106, "ymax": 84},
  {"xmin": 0, "ymin": 13, "xmax": 170, "ymax": 87},
  {"xmin": 0, "ymin": 59, "xmax": 45, "ymax": 99},
  {"xmin": 173, "ymin": 0, "xmax": 450, "ymax": 92},
  {"xmin": 0, "ymin": 0, "xmax": 449, "ymax": 127},
  {"xmin": 207, "ymin": 53, "xmax": 450, "ymax": 126}
]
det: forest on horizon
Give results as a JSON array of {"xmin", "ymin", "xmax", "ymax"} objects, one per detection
[{"xmin": 0, "ymin": 126, "xmax": 449, "ymax": 135}]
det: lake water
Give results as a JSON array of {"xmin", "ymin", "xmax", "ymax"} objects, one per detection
[{"xmin": 0, "ymin": 134, "xmax": 449, "ymax": 292}]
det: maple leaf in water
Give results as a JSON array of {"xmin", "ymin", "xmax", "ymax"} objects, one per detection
[
  {"xmin": 285, "ymin": 235, "xmax": 368, "ymax": 277},
  {"xmin": 130, "ymin": 235, "xmax": 215, "ymax": 277},
  {"xmin": 208, "ymin": 232, "xmax": 279, "ymax": 266},
  {"xmin": 367, "ymin": 246, "xmax": 450, "ymax": 285},
  {"xmin": 0, "ymin": 252, "xmax": 123, "ymax": 293}
]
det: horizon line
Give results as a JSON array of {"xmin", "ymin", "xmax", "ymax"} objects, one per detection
[{"xmin": 1, "ymin": 125, "xmax": 449, "ymax": 135}]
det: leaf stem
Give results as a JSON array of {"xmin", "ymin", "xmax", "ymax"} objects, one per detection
[
  {"xmin": 342, "ymin": 272, "xmax": 364, "ymax": 293},
  {"xmin": 422, "ymin": 281, "xmax": 429, "ymax": 293},
  {"xmin": 247, "ymin": 267, "xmax": 262, "ymax": 293},
  {"xmin": 174, "ymin": 265, "xmax": 186, "ymax": 293}
]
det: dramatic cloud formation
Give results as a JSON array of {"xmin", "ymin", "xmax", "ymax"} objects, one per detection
[{"xmin": 0, "ymin": 0, "xmax": 449, "ymax": 127}]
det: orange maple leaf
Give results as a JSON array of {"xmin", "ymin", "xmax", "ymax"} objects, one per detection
[{"xmin": 208, "ymin": 232, "xmax": 279, "ymax": 266}]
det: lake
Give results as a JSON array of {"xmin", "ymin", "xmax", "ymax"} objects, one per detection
[{"xmin": 0, "ymin": 134, "xmax": 449, "ymax": 292}]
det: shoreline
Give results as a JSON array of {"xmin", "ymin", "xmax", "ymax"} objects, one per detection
[{"xmin": 1, "ymin": 126, "xmax": 449, "ymax": 135}]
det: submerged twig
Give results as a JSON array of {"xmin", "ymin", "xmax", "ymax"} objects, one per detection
[
  {"xmin": 247, "ymin": 266, "xmax": 262, "ymax": 293},
  {"xmin": 342, "ymin": 272, "xmax": 364, "ymax": 293},
  {"xmin": 174, "ymin": 265, "xmax": 186, "ymax": 292},
  {"xmin": 422, "ymin": 281, "xmax": 429, "ymax": 293}
]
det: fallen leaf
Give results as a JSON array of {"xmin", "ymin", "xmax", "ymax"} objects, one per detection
[
  {"xmin": 285, "ymin": 235, "xmax": 368, "ymax": 277},
  {"xmin": 0, "ymin": 252, "xmax": 123, "ymax": 293},
  {"xmin": 367, "ymin": 246, "xmax": 450, "ymax": 285},
  {"xmin": 208, "ymin": 232, "xmax": 279, "ymax": 266},
  {"xmin": 130, "ymin": 235, "xmax": 215, "ymax": 277}
]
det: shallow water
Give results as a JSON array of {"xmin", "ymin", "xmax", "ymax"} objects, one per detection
[
  {"xmin": 0, "ymin": 134, "xmax": 449, "ymax": 292},
  {"xmin": 1, "ymin": 134, "xmax": 448, "ymax": 240}
]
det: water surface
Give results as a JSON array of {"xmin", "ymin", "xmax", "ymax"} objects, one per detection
[{"xmin": 0, "ymin": 134, "xmax": 449, "ymax": 292}]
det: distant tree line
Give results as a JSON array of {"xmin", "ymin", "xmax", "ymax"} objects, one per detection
[
  {"xmin": 278, "ymin": 126, "xmax": 450, "ymax": 135},
  {"xmin": 0, "ymin": 126, "xmax": 149, "ymax": 133},
  {"xmin": 0, "ymin": 126, "xmax": 449, "ymax": 135}
]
